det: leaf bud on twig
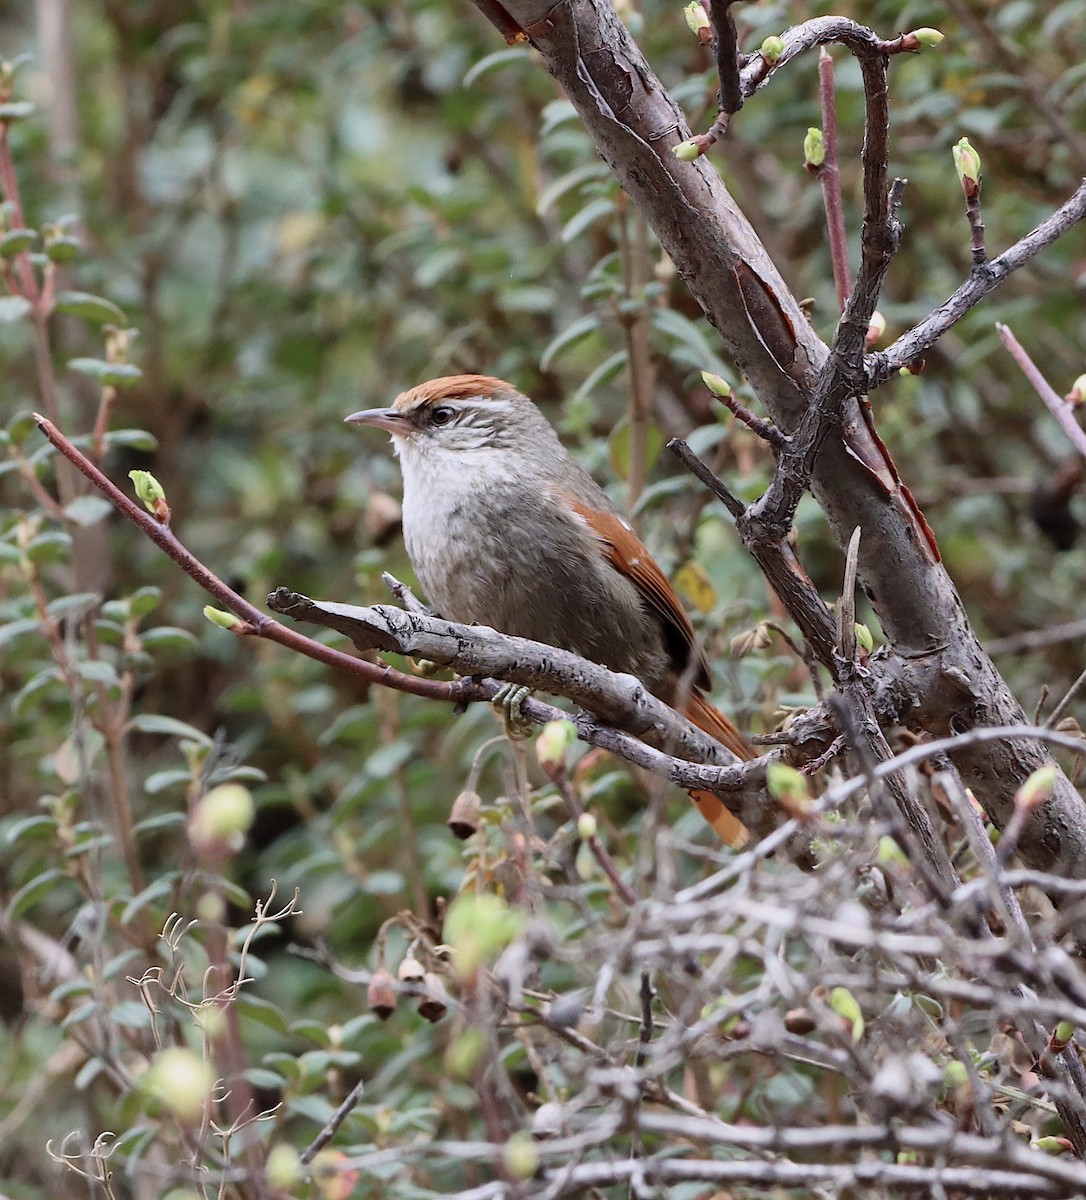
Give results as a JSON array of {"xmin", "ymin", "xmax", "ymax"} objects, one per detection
[
  {"xmin": 189, "ymin": 783, "xmax": 255, "ymax": 856},
  {"xmin": 865, "ymin": 310, "xmax": 887, "ymax": 349},
  {"xmin": 1015, "ymin": 765, "xmax": 1056, "ymax": 812},
  {"xmin": 760, "ymin": 35, "xmax": 784, "ymax": 63},
  {"xmin": 803, "ymin": 127, "xmax": 825, "ymax": 170},
  {"xmin": 129, "ymin": 469, "xmax": 171, "ymax": 523},
  {"xmin": 1065, "ymin": 373, "xmax": 1086, "ymax": 408},
  {"xmin": 700, "ymin": 369, "xmax": 732, "ymax": 397},
  {"xmin": 912, "ymin": 28, "xmax": 945, "ymax": 48},
  {"xmin": 535, "ymin": 719, "xmax": 577, "ymax": 773},
  {"xmin": 766, "ymin": 762, "xmax": 811, "ymax": 818},
  {"xmin": 203, "ymin": 605, "xmax": 243, "ymax": 631},
  {"xmin": 683, "ymin": 2, "xmax": 710, "ymax": 38},
  {"xmin": 672, "ymin": 138, "xmax": 702, "ymax": 162},
  {"xmin": 952, "ymin": 137, "xmax": 982, "ymax": 189}
]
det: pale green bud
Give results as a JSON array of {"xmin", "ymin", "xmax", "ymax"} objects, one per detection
[
  {"xmin": 760, "ymin": 35, "xmax": 784, "ymax": 62},
  {"xmin": 1016, "ymin": 766, "xmax": 1057, "ymax": 811},
  {"xmin": 672, "ymin": 139, "xmax": 701, "ymax": 162},
  {"xmin": 913, "ymin": 28, "xmax": 944, "ymax": 48},
  {"xmin": 129, "ymin": 469, "xmax": 167, "ymax": 515},
  {"xmin": 803, "ymin": 127, "xmax": 825, "ymax": 168},
  {"xmin": 952, "ymin": 137, "xmax": 981, "ymax": 185},
  {"xmin": 140, "ymin": 1048, "xmax": 214, "ymax": 1122},
  {"xmin": 683, "ymin": 2, "xmax": 710, "ymax": 35},
  {"xmin": 203, "ymin": 605, "xmax": 242, "ymax": 631},
  {"xmin": 700, "ymin": 369, "xmax": 732, "ymax": 397}
]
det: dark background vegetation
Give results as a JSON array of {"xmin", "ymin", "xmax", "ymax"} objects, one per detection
[{"xmin": 1, "ymin": 0, "xmax": 1086, "ymax": 1196}]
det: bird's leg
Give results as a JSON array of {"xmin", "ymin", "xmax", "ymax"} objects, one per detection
[{"xmin": 492, "ymin": 682, "xmax": 535, "ymax": 739}]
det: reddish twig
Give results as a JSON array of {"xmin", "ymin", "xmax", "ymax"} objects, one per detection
[
  {"xmin": 0, "ymin": 122, "xmax": 40, "ymax": 306},
  {"xmin": 964, "ymin": 183, "xmax": 987, "ymax": 266},
  {"xmin": 816, "ymin": 49, "xmax": 852, "ymax": 310},
  {"xmin": 549, "ymin": 764, "xmax": 637, "ymax": 906},
  {"xmin": 996, "ymin": 323, "xmax": 1086, "ymax": 463},
  {"xmin": 32, "ymin": 414, "xmax": 464, "ymax": 704},
  {"xmin": 714, "ymin": 392, "xmax": 787, "ymax": 449}
]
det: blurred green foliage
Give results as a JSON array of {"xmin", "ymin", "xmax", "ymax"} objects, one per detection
[{"xmin": 0, "ymin": 0, "xmax": 1085, "ymax": 1195}]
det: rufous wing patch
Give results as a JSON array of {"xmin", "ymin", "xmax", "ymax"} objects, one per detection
[{"xmin": 561, "ymin": 494, "xmax": 712, "ymax": 690}]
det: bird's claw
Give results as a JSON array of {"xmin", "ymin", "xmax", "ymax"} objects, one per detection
[{"xmin": 492, "ymin": 683, "xmax": 535, "ymax": 739}]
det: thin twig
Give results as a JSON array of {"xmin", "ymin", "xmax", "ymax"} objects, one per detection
[
  {"xmin": 817, "ymin": 49, "xmax": 851, "ymax": 309},
  {"xmin": 33, "ymin": 414, "xmax": 464, "ymax": 704},
  {"xmin": 997, "ymin": 322, "xmax": 1086, "ymax": 463},
  {"xmin": 870, "ymin": 181, "xmax": 1086, "ymax": 384},
  {"xmin": 299, "ymin": 1079, "xmax": 366, "ymax": 1165}
]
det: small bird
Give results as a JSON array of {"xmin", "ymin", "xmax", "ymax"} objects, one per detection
[{"xmin": 346, "ymin": 374, "xmax": 753, "ymax": 843}]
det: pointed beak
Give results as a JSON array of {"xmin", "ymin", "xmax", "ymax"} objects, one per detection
[{"xmin": 344, "ymin": 407, "xmax": 411, "ymax": 435}]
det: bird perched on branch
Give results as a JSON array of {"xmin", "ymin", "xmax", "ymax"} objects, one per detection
[{"xmin": 346, "ymin": 374, "xmax": 753, "ymax": 843}]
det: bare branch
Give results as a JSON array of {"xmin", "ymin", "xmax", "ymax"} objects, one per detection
[{"xmin": 997, "ymin": 322, "xmax": 1086, "ymax": 463}]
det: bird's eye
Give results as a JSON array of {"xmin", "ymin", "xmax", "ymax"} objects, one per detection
[{"xmin": 430, "ymin": 405, "xmax": 455, "ymax": 427}]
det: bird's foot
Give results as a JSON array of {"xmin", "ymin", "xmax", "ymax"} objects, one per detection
[{"xmin": 492, "ymin": 683, "xmax": 535, "ymax": 739}]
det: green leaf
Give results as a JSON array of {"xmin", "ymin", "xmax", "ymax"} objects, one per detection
[
  {"xmin": 110, "ymin": 1001, "xmax": 153, "ymax": 1030},
  {"xmin": 63, "ymin": 494, "xmax": 113, "ymax": 527},
  {"xmin": 144, "ymin": 769, "xmax": 191, "ymax": 795},
  {"xmin": 236, "ymin": 993, "xmax": 290, "ymax": 1034},
  {"xmin": 364, "ymin": 740, "xmax": 414, "ymax": 779},
  {"xmin": 128, "ymin": 713, "xmax": 214, "ymax": 745},
  {"xmin": 5, "ymin": 813, "xmax": 58, "ymax": 844},
  {"xmin": 0, "ymin": 228, "xmax": 37, "ymax": 257},
  {"xmin": 0, "ymin": 617, "xmax": 40, "ymax": 649},
  {"xmin": 54, "ymin": 291, "xmax": 126, "ymax": 326},
  {"xmin": 45, "ymin": 237, "xmax": 80, "ymax": 263},
  {"xmin": 131, "ymin": 811, "xmax": 187, "ymax": 836},
  {"xmin": 75, "ymin": 1057, "xmax": 106, "ymax": 1092},
  {"xmin": 13, "ymin": 666, "xmax": 63, "ymax": 715},
  {"xmin": 536, "ymin": 162, "xmax": 610, "ymax": 216},
  {"xmin": 140, "ymin": 626, "xmax": 197, "ymax": 651},
  {"xmin": 540, "ymin": 314, "xmax": 601, "ymax": 370},
  {"xmin": 127, "ymin": 586, "xmax": 161, "ymax": 618},
  {"xmin": 67, "ymin": 357, "xmax": 143, "ymax": 387},
  {"xmin": 26, "ymin": 530, "xmax": 72, "ymax": 564},
  {"xmin": 608, "ymin": 416, "xmax": 664, "ymax": 479},
  {"xmin": 76, "ymin": 659, "xmax": 120, "ymax": 687},
  {"xmin": 104, "ymin": 428, "xmax": 158, "ymax": 452},
  {"xmin": 570, "ymin": 351, "xmax": 627, "ymax": 405},
  {"xmin": 47, "ymin": 591, "xmax": 100, "ymax": 617},
  {"xmin": 6, "ymin": 867, "xmax": 72, "ymax": 919},
  {"xmin": 0, "ymin": 295, "xmax": 31, "ymax": 321},
  {"xmin": 120, "ymin": 875, "xmax": 178, "ymax": 926},
  {"xmin": 561, "ymin": 196, "xmax": 614, "ymax": 243},
  {"xmin": 462, "ymin": 46, "xmax": 531, "ymax": 88}
]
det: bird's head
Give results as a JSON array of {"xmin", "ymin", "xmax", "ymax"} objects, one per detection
[{"xmin": 345, "ymin": 375, "xmax": 548, "ymax": 458}]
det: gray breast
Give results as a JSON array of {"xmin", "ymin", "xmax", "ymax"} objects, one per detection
[{"xmin": 405, "ymin": 481, "xmax": 671, "ymax": 692}]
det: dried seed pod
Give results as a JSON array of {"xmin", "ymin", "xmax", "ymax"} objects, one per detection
[
  {"xmin": 367, "ymin": 967, "xmax": 398, "ymax": 1020},
  {"xmin": 447, "ymin": 789, "xmax": 481, "ymax": 840},
  {"xmin": 397, "ymin": 955, "xmax": 426, "ymax": 987},
  {"xmin": 784, "ymin": 1007, "xmax": 816, "ymax": 1035},
  {"xmin": 417, "ymin": 972, "xmax": 450, "ymax": 1023}
]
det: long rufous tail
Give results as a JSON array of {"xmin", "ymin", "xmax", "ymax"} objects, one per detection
[{"xmin": 684, "ymin": 689, "xmax": 754, "ymax": 848}]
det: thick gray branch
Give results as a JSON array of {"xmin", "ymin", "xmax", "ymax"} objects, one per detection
[
  {"xmin": 483, "ymin": 0, "xmax": 1086, "ymax": 875},
  {"xmin": 267, "ymin": 589, "xmax": 742, "ymax": 768}
]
